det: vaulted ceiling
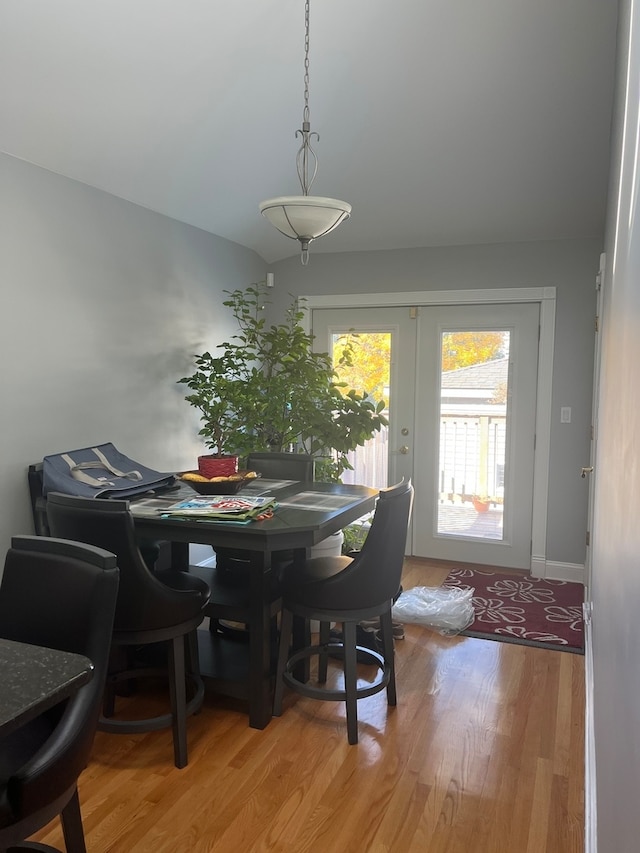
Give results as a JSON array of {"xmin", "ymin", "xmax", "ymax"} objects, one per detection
[{"xmin": 0, "ymin": 0, "xmax": 619, "ymax": 263}]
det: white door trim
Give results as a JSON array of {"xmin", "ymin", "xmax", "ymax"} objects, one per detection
[{"xmin": 304, "ymin": 287, "xmax": 556, "ymax": 576}]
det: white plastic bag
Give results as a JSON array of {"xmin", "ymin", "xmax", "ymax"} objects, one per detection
[{"xmin": 392, "ymin": 586, "xmax": 475, "ymax": 636}]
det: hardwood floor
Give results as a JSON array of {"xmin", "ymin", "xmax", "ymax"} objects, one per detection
[{"xmin": 31, "ymin": 558, "xmax": 584, "ymax": 852}]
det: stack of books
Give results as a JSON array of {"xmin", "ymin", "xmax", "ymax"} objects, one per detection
[{"xmin": 162, "ymin": 495, "xmax": 277, "ymax": 523}]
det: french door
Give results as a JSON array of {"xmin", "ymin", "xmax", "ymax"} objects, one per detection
[{"xmin": 312, "ymin": 301, "xmax": 541, "ymax": 569}]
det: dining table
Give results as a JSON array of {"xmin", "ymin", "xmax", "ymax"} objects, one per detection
[
  {"xmin": 0, "ymin": 637, "xmax": 94, "ymax": 737},
  {"xmin": 129, "ymin": 478, "xmax": 377, "ymax": 729}
]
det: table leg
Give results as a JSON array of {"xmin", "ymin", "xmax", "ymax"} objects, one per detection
[
  {"xmin": 290, "ymin": 547, "xmax": 311, "ymax": 683},
  {"xmin": 171, "ymin": 541, "xmax": 190, "ymax": 571},
  {"xmin": 247, "ymin": 551, "xmax": 274, "ymax": 729}
]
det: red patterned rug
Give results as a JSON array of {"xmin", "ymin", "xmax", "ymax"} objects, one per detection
[{"xmin": 442, "ymin": 568, "xmax": 584, "ymax": 653}]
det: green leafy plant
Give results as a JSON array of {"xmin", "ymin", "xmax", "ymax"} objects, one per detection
[
  {"xmin": 178, "ymin": 283, "xmax": 387, "ymax": 474},
  {"xmin": 341, "ymin": 518, "xmax": 372, "ymax": 554}
]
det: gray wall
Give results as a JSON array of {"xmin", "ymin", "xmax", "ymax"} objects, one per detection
[
  {"xmin": 0, "ymin": 150, "xmax": 600, "ymax": 573},
  {"xmin": 592, "ymin": 0, "xmax": 640, "ymax": 849},
  {"xmin": 0, "ymin": 153, "xmax": 265, "ymax": 559},
  {"xmin": 270, "ymin": 237, "xmax": 601, "ymax": 566}
]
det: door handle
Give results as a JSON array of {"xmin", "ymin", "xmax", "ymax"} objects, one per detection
[
  {"xmin": 581, "ymin": 467, "xmax": 594, "ymax": 478},
  {"xmin": 398, "ymin": 445, "xmax": 410, "ymax": 455}
]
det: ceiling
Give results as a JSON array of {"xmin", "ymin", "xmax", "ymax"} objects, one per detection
[{"xmin": 0, "ymin": 1, "xmax": 619, "ymax": 264}]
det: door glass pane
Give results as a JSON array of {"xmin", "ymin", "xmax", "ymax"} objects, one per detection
[
  {"xmin": 437, "ymin": 330, "xmax": 510, "ymax": 540},
  {"xmin": 330, "ymin": 331, "xmax": 390, "ymax": 490}
]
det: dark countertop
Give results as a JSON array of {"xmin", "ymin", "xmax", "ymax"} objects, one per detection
[{"xmin": 0, "ymin": 637, "xmax": 93, "ymax": 736}]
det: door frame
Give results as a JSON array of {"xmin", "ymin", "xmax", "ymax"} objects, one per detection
[
  {"xmin": 584, "ymin": 253, "xmax": 605, "ymax": 595},
  {"xmin": 303, "ymin": 287, "xmax": 556, "ymax": 577}
]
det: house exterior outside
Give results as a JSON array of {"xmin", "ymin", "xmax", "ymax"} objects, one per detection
[
  {"xmin": 344, "ymin": 357, "xmax": 508, "ymax": 512},
  {"xmin": 439, "ymin": 357, "xmax": 508, "ymax": 506}
]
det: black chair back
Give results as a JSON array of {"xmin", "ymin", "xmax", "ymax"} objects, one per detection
[
  {"xmin": 273, "ymin": 480, "xmax": 414, "ymax": 743},
  {"xmin": 27, "ymin": 463, "xmax": 49, "ymax": 536},
  {"xmin": 246, "ymin": 452, "xmax": 314, "ymax": 481},
  {"xmin": 46, "ymin": 492, "xmax": 205, "ymax": 633},
  {"xmin": 289, "ymin": 480, "xmax": 414, "ymax": 612},
  {"xmin": 0, "ymin": 535, "xmax": 119, "ymax": 840}
]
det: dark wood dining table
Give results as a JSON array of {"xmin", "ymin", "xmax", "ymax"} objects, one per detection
[
  {"xmin": 129, "ymin": 478, "xmax": 377, "ymax": 729},
  {"xmin": 0, "ymin": 637, "xmax": 93, "ymax": 737}
]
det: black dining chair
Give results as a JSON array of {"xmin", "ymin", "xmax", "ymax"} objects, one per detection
[
  {"xmin": 0, "ymin": 535, "xmax": 119, "ymax": 853},
  {"xmin": 198, "ymin": 451, "xmax": 314, "ymax": 638},
  {"xmin": 46, "ymin": 492, "xmax": 210, "ymax": 769},
  {"xmin": 273, "ymin": 480, "xmax": 413, "ymax": 744},
  {"xmin": 211, "ymin": 451, "xmax": 313, "ymax": 576},
  {"xmin": 245, "ymin": 451, "xmax": 314, "ymax": 482},
  {"xmin": 27, "ymin": 461, "xmax": 173, "ymax": 571}
]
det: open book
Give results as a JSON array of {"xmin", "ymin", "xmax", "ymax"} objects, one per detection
[{"xmin": 163, "ymin": 495, "xmax": 277, "ymax": 522}]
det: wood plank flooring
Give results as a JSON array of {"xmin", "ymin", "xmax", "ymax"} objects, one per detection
[{"xmin": 30, "ymin": 558, "xmax": 584, "ymax": 852}]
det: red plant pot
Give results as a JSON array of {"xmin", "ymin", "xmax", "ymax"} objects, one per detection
[
  {"xmin": 197, "ymin": 455, "xmax": 239, "ymax": 478},
  {"xmin": 472, "ymin": 498, "xmax": 490, "ymax": 513}
]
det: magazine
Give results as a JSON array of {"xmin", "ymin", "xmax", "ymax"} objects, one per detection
[{"xmin": 162, "ymin": 495, "xmax": 277, "ymax": 521}]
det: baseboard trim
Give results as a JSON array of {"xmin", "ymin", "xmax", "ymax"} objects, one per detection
[
  {"xmin": 583, "ymin": 600, "xmax": 597, "ymax": 852},
  {"xmin": 532, "ymin": 558, "xmax": 585, "ymax": 584}
]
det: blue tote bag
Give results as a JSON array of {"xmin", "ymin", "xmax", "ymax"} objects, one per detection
[{"xmin": 42, "ymin": 443, "xmax": 176, "ymax": 499}]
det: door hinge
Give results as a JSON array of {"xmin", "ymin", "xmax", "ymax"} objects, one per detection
[
  {"xmin": 596, "ymin": 252, "xmax": 605, "ymax": 290},
  {"xmin": 595, "ymin": 315, "xmax": 599, "ymax": 333},
  {"xmin": 586, "ymin": 530, "xmax": 590, "ymax": 547}
]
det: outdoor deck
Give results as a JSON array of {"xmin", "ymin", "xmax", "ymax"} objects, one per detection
[{"xmin": 437, "ymin": 503, "xmax": 504, "ymax": 540}]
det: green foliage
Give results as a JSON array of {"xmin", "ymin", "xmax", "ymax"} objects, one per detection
[
  {"xmin": 178, "ymin": 283, "xmax": 388, "ymax": 475},
  {"xmin": 341, "ymin": 520, "xmax": 372, "ymax": 554},
  {"xmin": 332, "ymin": 332, "xmax": 390, "ymax": 407},
  {"xmin": 441, "ymin": 331, "xmax": 506, "ymax": 372}
]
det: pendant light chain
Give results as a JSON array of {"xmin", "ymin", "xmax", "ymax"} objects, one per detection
[
  {"xmin": 258, "ymin": 0, "xmax": 351, "ymax": 264},
  {"xmin": 303, "ymin": 0, "xmax": 310, "ymax": 128},
  {"xmin": 297, "ymin": 0, "xmax": 318, "ymax": 197}
]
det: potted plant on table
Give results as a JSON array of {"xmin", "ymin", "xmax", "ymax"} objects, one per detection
[
  {"xmin": 178, "ymin": 283, "xmax": 387, "ymax": 478},
  {"xmin": 177, "ymin": 346, "xmax": 255, "ymax": 478}
]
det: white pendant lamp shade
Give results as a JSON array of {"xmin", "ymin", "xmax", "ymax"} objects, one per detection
[
  {"xmin": 259, "ymin": 0, "xmax": 351, "ymax": 264},
  {"xmin": 259, "ymin": 195, "xmax": 351, "ymax": 243}
]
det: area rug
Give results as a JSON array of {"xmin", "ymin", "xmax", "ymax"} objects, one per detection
[{"xmin": 441, "ymin": 568, "xmax": 584, "ymax": 653}]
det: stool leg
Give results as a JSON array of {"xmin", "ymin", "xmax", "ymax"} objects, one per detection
[
  {"xmin": 187, "ymin": 629, "xmax": 201, "ymax": 677},
  {"xmin": 60, "ymin": 787, "xmax": 87, "ymax": 853},
  {"xmin": 103, "ymin": 646, "xmax": 135, "ymax": 717},
  {"xmin": 168, "ymin": 635, "xmax": 188, "ymax": 769},
  {"xmin": 273, "ymin": 608, "xmax": 293, "ymax": 716},
  {"xmin": 318, "ymin": 620, "xmax": 331, "ymax": 683},
  {"xmin": 102, "ymin": 677, "xmax": 116, "ymax": 719},
  {"xmin": 379, "ymin": 608, "xmax": 397, "ymax": 706},
  {"xmin": 342, "ymin": 621, "xmax": 359, "ymax": 745},
  {"xmin": 187, "ymin": 629, "xmax": 204, "ymax": 716}
]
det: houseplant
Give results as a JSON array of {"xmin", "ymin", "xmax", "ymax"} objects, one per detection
[
  {"xmin": 178, "ymin": 283, "xmax": 388, "ymax": 474},
  {"xmin": 471, "ymin": 495, "xmax": 491, "ymax": 513},
  {"xmin": 177, "ymin": 329, "xmax": 257, "ymax": 477}
]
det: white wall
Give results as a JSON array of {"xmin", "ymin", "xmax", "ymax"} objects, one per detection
[
  {"xmin": 592, "ymin": 0, "xmax": 640, "ymax": 849},
  {"xmin": 270, "ymin": 237, "xmax": 601, "ymax": 567},
  {"xmin": 0, "ymin": 153, "xmax": 265, "ymax": 559}
]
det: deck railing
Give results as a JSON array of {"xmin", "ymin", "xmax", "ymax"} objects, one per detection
[{"xmin": 339, "ymin": 414, "xmax": 506, "ymax": 507}]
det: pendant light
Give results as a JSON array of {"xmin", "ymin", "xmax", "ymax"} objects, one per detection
[{"xmin": 259, "ymin": 0, "xmax": 351, "ymax": 265}]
